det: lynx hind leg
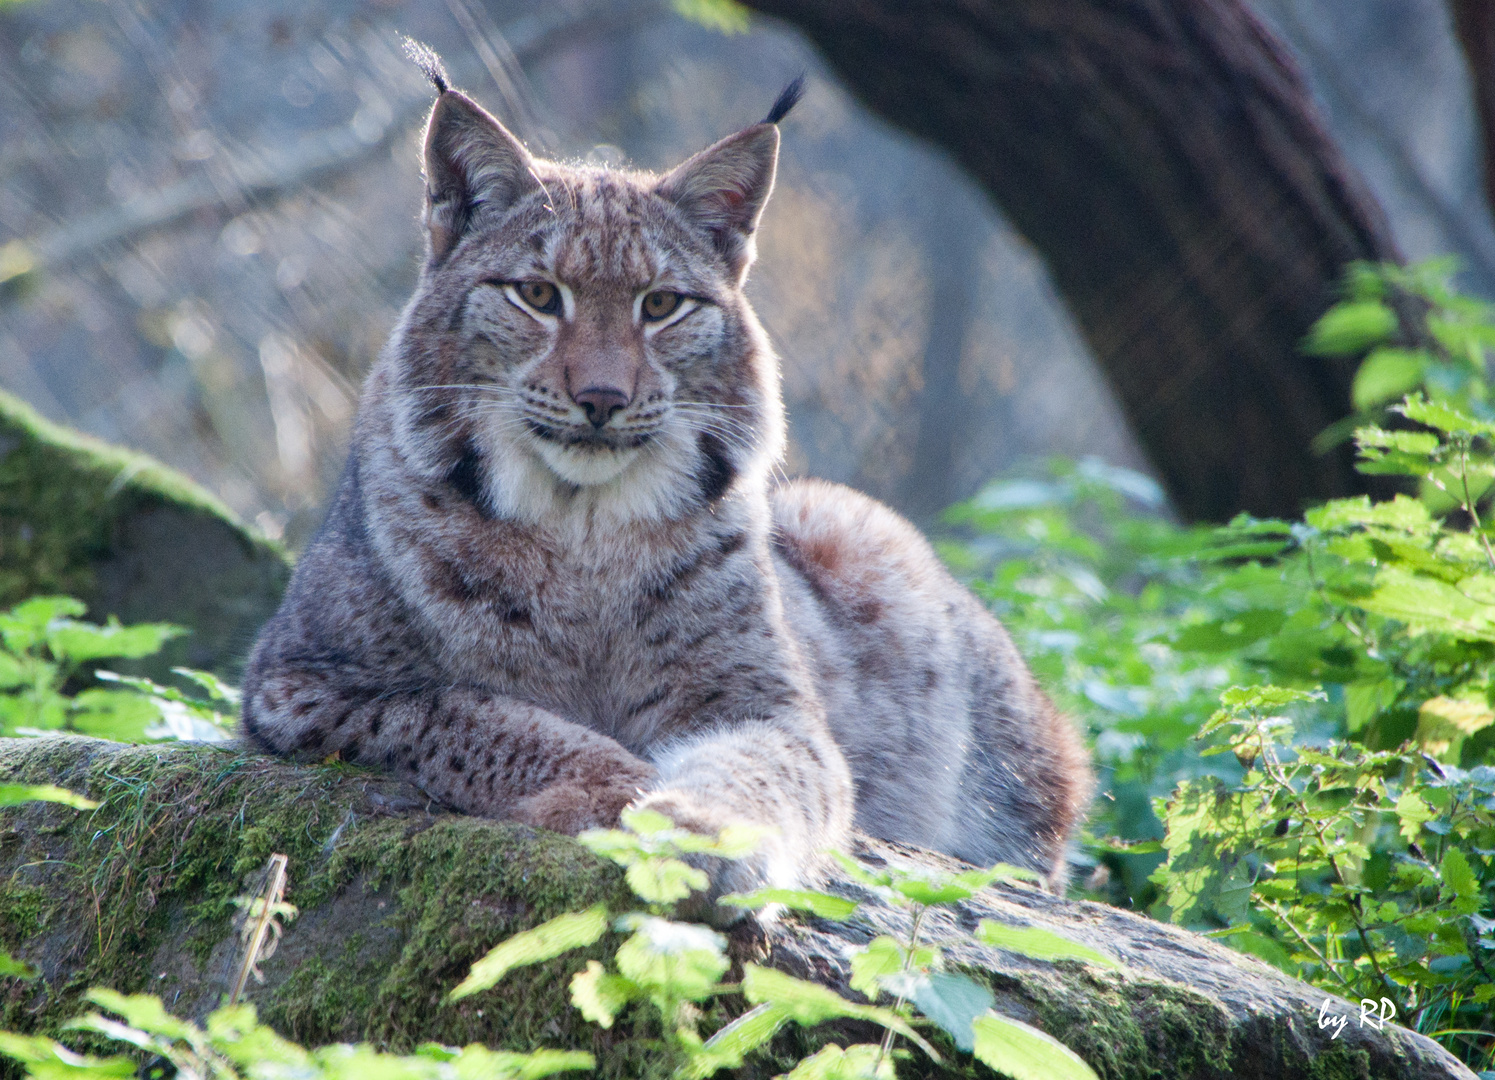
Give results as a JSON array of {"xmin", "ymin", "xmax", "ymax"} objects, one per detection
[{"xmin": 769, "ymin": 478, "xmax": 1091, "ymax": 889}]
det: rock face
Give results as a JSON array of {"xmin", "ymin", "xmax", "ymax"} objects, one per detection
[
  {"xmin": 0, "ymin": 390, "xmax": 290, "ymax": 677},
  {"xmin": 0, "ymin": 737, "xmax": 1475, "ymax": 1080}
]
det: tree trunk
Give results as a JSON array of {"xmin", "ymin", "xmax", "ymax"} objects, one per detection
[
  {"xmin": 0, "ymin": 737, "xmax": 1474, "ymax": 1079},
  {"xmin": 1451, "ymin": 0, "xmax": 1495, "ymax": 221},
  {"xmin": 743, "ymin": 0, "xmax": 1404, "ymax": 522}
]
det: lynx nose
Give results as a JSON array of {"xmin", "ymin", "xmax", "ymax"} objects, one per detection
[{"xmin": 574, "ymin": 387, "xmax": 630, "ymax": 428}]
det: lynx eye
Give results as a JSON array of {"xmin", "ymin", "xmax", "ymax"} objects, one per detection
[
  {"xmin": 641, "ymin": 290, "xmax": 682, "ymax": 322},
  {"xmin": 516, "ymin": 280, "xmax": 560, "ymax": 315}
]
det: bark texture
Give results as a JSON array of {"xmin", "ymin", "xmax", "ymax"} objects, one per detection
[
  {"xmin": 1451, "ymin": 0, "xmax": 1495, "ymax": 220},
  {"xmin": 0, "ymin": 737, "xmax": 1474, "ymax": 1080},
  {"xmin": 743, "ymin": 0, "xmax": 1405, "ymax": 521}
]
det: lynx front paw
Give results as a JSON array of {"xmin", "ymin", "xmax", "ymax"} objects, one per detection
[
  {"xmin": 629, "ymin": 792, "xmax": 781, "ymax": 925},
  {"xmin": 512, "ymin": 758, "xmax": 657, "ymax": 835}
]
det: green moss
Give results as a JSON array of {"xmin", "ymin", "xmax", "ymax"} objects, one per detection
[
  {"xmin": 0, "ymin": 738, "xmax": 1424, "ymax": 1080},
  {"xmin": 0, "ymin": 737, "xmax": 632, "ymax": 1070},
  {"xmin": 0, "ymin": 389, "xmax": 276, "ymax": 603},
  {"xmin": 0, "ymin": 389, "xmax": 290, "ymax": 676}
]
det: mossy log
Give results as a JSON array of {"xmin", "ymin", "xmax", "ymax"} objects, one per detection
[
  {"xmin": 0, "ymin": 737, "xmax": 1474, "ymax": 1080},
  {"xmin": 0, "ymin": 391, "xmax": 290, "ymax": 678}
]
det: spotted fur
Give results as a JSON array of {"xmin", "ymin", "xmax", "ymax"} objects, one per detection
[{"xmin": 242, "ymin": 79, "xmax": 1091, "ymax": 902}]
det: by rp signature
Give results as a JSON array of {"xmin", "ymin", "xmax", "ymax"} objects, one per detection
[{"xmin": 1318, "ymin": 996, "xmax": 1397, "ymax": 1040}]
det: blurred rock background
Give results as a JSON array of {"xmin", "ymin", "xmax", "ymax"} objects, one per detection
[{"xmin": 0, "ymin": 0, "xmax": 1488, "ymax": 548}]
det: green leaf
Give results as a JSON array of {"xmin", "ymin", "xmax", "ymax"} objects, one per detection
[
  {"xmin": 1218, "ymin": 685, "xmax": 1324, "ymax": 712},
  {"xmin": 204, "ymin": 1003, "xmax": 311, "ymax": 1070},
  {"xmin": 67, "ymin": 690, "xmax": 161, "ymax": 742},
  {"xmin": 889, "ymin": 864, "xmax": 1008, "ymax": 906},
  {"xmin": 0, "ymin": 949, "xmax": 37, "ymax": 979},
  {"xmin": 0, "ymin": 783, "xmax": 97, "ymax": 809},
  {"xmin": 447, "ymin": 1046, "xmax": 594, "ymax": 1080},
  {"xmin": 681, "ymin": 1003, "xmax": 790, "ymax": 1078},
  {"xmin": 568, "ymin": 960, "xmax": 638, "ymax": 1029},
  {"xmin": 0, "ymin": 651, "xmax": 28, "ymax": 690},
  {"xmin": 970, "ymin": 1012, "xmax": 1099, "ymax": 1080},
  {"xmin": 171, "ymin": 667, "xmax": 241, "ymax": 706},
  {"xmin": 826, "ymin": 850, "xmax": 892, "ymax": 888},
  {"xmin": 449, "ymin": 904, "xmax": 608, "ymax": 1000},
  {"xmin": 848, "ymin": 937, "xmax": 907, "ymax": 999},
  {"xmin": 904, "ymin": 972, "xmax": 994, "ymax": 1053},
  {"xmin": 1441, "ymin": 847, "xmax": 1481, "ymax": 915},
  {"xmin": 84, "ymin": 990, "xmax": 196, "ymax": 1042},
  {"xmin": 1353, "ymin": 347, "xmax": 1427, "ymax": 410},
  {"xmin": 1170, "ymin": 610, "xmax": 1287, "ymax": 654},
  {"xmin": 741, "ymin": 965, "xmax": 940, "ymax": 1061},
  {"xmin": 612, "ymin": 915, "xmax": 727, "ymax": 1000},
  {"xmin": 1398, "ymin": 393, "xmax": 1495, "ymax": 438},
  {"xmin": 775, "ymin": 1043, "xmax": 895, "ymax": 1080},
  {"xmin": 1224, "ymin": 931, "xmax": 1295, "ymax": 973},
  {"xmin": 1306, "ymin": 494, "xmax": 1434, "ymax": 533},
  {"xmin": 0, "ymin": 1032, "xmax": 136, "ymax": 1080},
  {"xmin": 1355, "ymin": 566, "xmax": 1495, "ymax": 641},
  {"xmin": 0, "ymin": 596, "xmax": 85, "ymax": 654},
  {"xmin": 719, "ymin": 889, "xmax": 859, "ymax": 920},
  {"xmin": 625, "ymin": 856, "xmax": 708, "ymax": 904},
  {"xmin": 1301, "ymin": 300, "xmax": 1397, "ymax": 357},
  {"xmin": 1395, "ymin": 789, "xmax": 1435, "ymax": 842},
  {"xmin": 975, "ymin": 922, "xmax": 1119, "ymax": 969},
  {"xmin": 46, "ymin": 619, "xmax": 183, "ymax": 664}
]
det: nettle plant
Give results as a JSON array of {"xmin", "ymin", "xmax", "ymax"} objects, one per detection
[
  {"xmin": 0, "ymin": 595, "xmax": 234, "ymax": 742},
  {"xmin": 0, "ymin": 803, "xmax": 1109, "ymax": 1080},
  {"xmin": 448, "ymin": 810, "xmax": 1103, "ymax": 1080}
]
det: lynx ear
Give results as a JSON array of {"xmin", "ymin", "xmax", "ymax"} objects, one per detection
[
  {"xmin": 656, "ymin": 123, "xmax": 780, "ymax": 281},
  {"xmin": 422, "ymin": 90, "xmax": 540, "ymax": 264}
]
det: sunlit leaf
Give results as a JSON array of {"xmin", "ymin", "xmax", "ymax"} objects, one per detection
[
  {"xmin": 1301, "ymin": 300, "xmax": 1396, "ymax": 357},
  {"xmin": 719, "ymin": 888, "xmax": 858, "ymax": 919},
  {"xmin": 612, "ymin": 915, "xmax": 726, "ymax": 999},
  {"xmin": 849, "ymin": 936, "xmax": 906, "ymax": 998},
  {"xmin": 975, "ymin": 922, "xmax": 1119, "ymax": 969},
  {"xmin": 774, "ymin": 1043, "xmax": 894, "ymax": 1080},
  {"xmin": 46, "ymin": 619, "xmax": 183, "ymax": 664},
  {"xmin": 85, "ymin": 990, "xmax": 197, "ymax": 1042},
  {"xmin": 625, "ymin": 856, "xmax": 708, "ymax": 904},
  {"xmin": 680, "ymin": 1003, "xmax": 790, "ymax": 1078},
  {"xmin": 1352, "ymin": 348, "xmax": 1427, "ymax": 410},
  {"xmin": 0, "ymin": 1031, "xmax": 136, "ymax": 1080},
  {"xmin": 741, "ymin": 965, "xmax": 940, "ymax": 1061},
  {"xmin": 0, "ymin": 950, "xmax": 37, "ymax": 979},
  {"xmin": 449, "ymin": 1045, "xmax": 594, "ymax": 1080},
  {"xmin": 0, "ymin": 783, "xmax": 97, "ymax": 809},
  {"xmin": 568, "ymin": 961, "xmax": 638, "ymax": 1029},
  {"xmin": 449, "ymin": 905, "xmax": 608, "ymax": 1000},
  {"xmin": 970, "ymin": 1011, "xmax": 1099, "ymax": 1080}
]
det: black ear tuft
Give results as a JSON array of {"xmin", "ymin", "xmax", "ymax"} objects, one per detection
[
  {"xmin": 762, "ymin": 75, "xmax": 806, "ymax": 125},
  {"xmin": 403, "ymin": 37, "xmax": 450, "ymax": 95}
]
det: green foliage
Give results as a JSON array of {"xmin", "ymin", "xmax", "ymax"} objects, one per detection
[
  {"xmin": 0, "ymin": 595, "xmax": 233, "ymax": 741},
  {"xmin": 942, "ymin": 258, "xmax": 1495, "ymax": 1068},
  {"xmin": 0, "ymin": 991, "xmax": 593, "ymax": 1080},
  {"xmin": 1155, "ymin": 687, "xmax": 1495, "ymax": 1028},
  {"xmin": 426, "ymin": 810, "xmax": 1107, "ymax": 1079}
]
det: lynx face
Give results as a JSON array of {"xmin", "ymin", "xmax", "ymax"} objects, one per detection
[{"xmin": 391, "ymin": 92, "xmax": 787, "ymax": 527}]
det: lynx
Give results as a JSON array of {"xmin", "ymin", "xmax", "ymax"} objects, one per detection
[{"xmin": 242, "ymin": 53, "xmax": 1091, "ymax": 903}]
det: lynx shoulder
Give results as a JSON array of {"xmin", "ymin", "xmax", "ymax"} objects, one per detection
[{"xmin": 242, "ymin": 65, "xmax": 1091, "ymax": 900}]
